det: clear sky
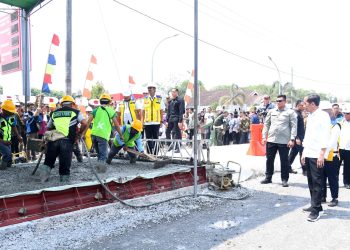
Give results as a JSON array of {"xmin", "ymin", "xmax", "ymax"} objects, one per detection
[{"xmin": 1, "ymin": 0, "xmax": 350, "ymax": 99}]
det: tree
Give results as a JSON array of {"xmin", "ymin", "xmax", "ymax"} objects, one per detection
[
  {"xmin": 91, "ymin": 81, "xmax": 106, "ymax": 99},
  {"xmin": 31, "ymin": 88, "xmax": 41, "ymax": 96},
  {"xmin": 218, "ymin": 83, "xmax": 246, "ymax": 107},
  {"xmin": 167, "ymin": 79, "xmax": 205, "ymax": 98}
]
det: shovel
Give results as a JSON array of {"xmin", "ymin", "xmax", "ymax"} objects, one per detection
[{"xmin": 125, "ymin": 148, "xmax": 171, "ymax": 169}]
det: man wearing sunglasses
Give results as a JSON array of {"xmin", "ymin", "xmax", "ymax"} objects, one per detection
[{"xmin": 261, "ymin": 95, "xmax": 297, "ymax": 187}]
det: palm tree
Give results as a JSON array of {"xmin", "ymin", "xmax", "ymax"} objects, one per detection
[{"xmin": 218, "ymin": 83, "xmax": 246, "ymax": 107}]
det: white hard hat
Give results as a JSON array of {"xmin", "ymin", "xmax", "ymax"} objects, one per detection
[
  {"xmin": 147, "ymin": 82, "xmax": 157, "ymax": 88},
  {"xmin": 216, "ymin": 106, "xmax": 223, "ymax": 112},
  {"xmin": 342, "ymin": 104, "xmax": 350, "ymax": 113},
  {"xmin": 319, "ymin": 101, "xmax": 332, "ymax": 110},
  {"xmin": 86, "ymin": 106, "xmax": 93, "ymax": 112}
]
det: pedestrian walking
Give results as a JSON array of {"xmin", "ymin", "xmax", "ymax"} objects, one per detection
[
  {"xmin": 261, "ymin": 95, "xmax": 297, "ymax": 187},
  {"xmin": 301, "ymin": 94, "xmax": 330, "ymax": 222}
]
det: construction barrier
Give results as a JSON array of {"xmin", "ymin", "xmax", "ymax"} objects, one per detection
[{"xmin": 246, "ymin": 124, "xmax": 266, "ymax": 156}]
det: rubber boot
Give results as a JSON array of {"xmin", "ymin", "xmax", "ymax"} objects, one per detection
[
  {"xmin": 60, "ymin": 175, "xmax": 70, "ymax": 183},
  {"xmin": 39, "ymin": 164, "xmax": 52, "ymax": 182},
  {"xmin": 0, "ymin": 161, "xmax": 7, "ymax": 170}
]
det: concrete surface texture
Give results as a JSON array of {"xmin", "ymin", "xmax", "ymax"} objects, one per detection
[{"xmin": 1, "ymin": 144, "xmax": 349, "ymax": 250}]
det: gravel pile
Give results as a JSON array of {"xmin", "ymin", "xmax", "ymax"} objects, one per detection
[
  {"xmin": 0, "ymin": 158, "xmax": 190, "ymax": 197},
  {"xmin": 0, "ymin": 185, "xmax": 250, "ymax": 250}
]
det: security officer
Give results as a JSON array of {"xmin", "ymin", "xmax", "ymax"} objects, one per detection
[
  {"xmin": 106, "ymin": 119, "xmax": 144, "ymax": 164},
  {"xmin": 87, "ymin": 93, "xmax": 123, "ymax": 165},
  {"xmin": 142, "ymin": 82, "xmax": 165, "ymax": 155},
  {"xmin": 0, "ymin": 100, "xmax": 23, "ymax": 170},
  {"xmin": 116, "ymin": 90, "xmax": 142, "ymax": 125},
  {"xmin": 165, "ymin": 88, "xmax": 185, "ymax": 152},
  {"xmin": 39, "ymin": 95, "xmax": 87, "ymax": 182}
]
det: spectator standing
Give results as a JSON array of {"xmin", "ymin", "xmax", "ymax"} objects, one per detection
[
  {"xmin": 288, "ymin": 100, "xmax": 306, "ymax": 174},
  {"xmin": 338, "ymin": 105, "xmax": 350, "ymax": 189},
  {"xmin": 301, "ymin": 94, "xmax": 330, "ymax": 222},
  {"xmin": 229, "ymin": 113, "xmax": 240, "ymax": 144},
  {"xmin": 239, "ymin": 112, "xmax": 250, "ymax": 144},
  {"xmin": 213, "ymin": 109, "xmax": 229, "ymax": 146},
  {"xmin": 165, "ymin": 88, "xmax": 185, "ymax": 152},
  {"xmin": 258, "ymin": 95, "xmax": 276, "ymax": 122},
  {"xmin": 142, "ymin": 83, "xmax": 165, "ymax": 155},
  {"xmin": 261, "ymin": 95, "xmax": 297, "ymax": 187},
  {"xmin": 250, "ymin": 107, "xmax": 260, "ymax": 124},
  {"xmin": 25, "ymin": 106, "xmax": 42, "ymax": 161},
  {"xmin": 331, "ymin": 103, "xmax": 344, "ymax": 125}
]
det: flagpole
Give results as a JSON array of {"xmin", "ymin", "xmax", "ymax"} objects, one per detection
[{"xmin": 41, "ymin": 37, "xmax": 53, "ymax": 94}]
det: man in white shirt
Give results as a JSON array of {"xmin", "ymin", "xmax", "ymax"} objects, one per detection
[
  {"xmin": 338, "ymin": 104, "xmax": 350, "ymax": 189},
  {"xmin": 301, "ymin": 94, "xmax": 330, "ymax": 222}
]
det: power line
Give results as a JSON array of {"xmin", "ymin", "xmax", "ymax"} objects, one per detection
[{"xmin": 111, "ymin": 0, "xmax": 348, "ymax": 86}]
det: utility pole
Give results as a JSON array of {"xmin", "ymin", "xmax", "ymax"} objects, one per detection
[{"xmin": 65, "ymin": 0, "xmax": 72, "ymax": 95}]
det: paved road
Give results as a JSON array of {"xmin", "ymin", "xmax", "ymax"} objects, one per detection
[{"xmin": 85, "ymin": 173, "xmax": 350, "ymax": 250}]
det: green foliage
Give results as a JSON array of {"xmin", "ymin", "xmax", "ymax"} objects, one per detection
[
  {"xmin": 91, "ymin": 81, "xmax": 107, "ymax": 99},
  {"xmin": 31, "ymin": 88, "xmax": 41, "ymax": 96}
]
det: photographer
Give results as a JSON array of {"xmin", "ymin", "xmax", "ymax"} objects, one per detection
[{"xmin": 258, "ymin": 95, "xmax": 275, "ymax": 123}]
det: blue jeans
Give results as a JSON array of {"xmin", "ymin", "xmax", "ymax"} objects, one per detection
[
  {"xmin": 0, "ymin": 141, "xmax": 12, "ymax": 163},
  {"xmin": 92, "ymin": 135, "xmax": 108, "ymax": 161}
]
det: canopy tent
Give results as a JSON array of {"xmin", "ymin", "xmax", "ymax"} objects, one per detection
[{"xmin": 0, "ymin": 0, "xmax": 45, "ymax": 12}]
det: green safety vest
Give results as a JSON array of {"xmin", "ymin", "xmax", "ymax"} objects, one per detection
[
  {"xmin": 0, "ymin": 116, "xmax": 14, "ymax": 141},
  {"xmin": 91, "ymin": 106, "xmax": 115, "ymax": 141},
  {"xmin": 113, "ymin": 125, "xmax": 141, "ymax": 148},
  {"xmin": 51, "ymin": 109, "xmax": 78, "ymax": 137}
]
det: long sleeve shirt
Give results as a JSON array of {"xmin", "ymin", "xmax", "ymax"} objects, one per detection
[
  {"xmin": 166, "ymin": 96, "xmax": 185, "ymax": 123},
  {"xmin": 303, "ymin": 108, "xmax": 331, "ymax": 158},
  {"xmin": 339, "ymin": 120, "xmax": 350, "ymax": 150},
  {"xmin": 325, "ymin": 123, "xmax": 341, "ymax": 159},
  {"xmin": 262, "ymin": 107, "xmax": 297, "ymax": 144}
]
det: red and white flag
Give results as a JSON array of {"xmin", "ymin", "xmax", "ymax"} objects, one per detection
[
  {"xmin": 83, "ymin": 55, "xmax": 97, "ymax": 99},
  {"xmin": 184, "ymin": 70, "xmax": 194, "ymax": 107}
]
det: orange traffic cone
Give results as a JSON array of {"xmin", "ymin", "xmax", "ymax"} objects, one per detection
[{"xmin": 247, "ymin": 124, "xmax": 266, "ymax": 156}]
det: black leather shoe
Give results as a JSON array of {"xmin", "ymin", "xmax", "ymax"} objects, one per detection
[
  {"xmin": 282, "ymin": 180, "xmax": 289, "ymax": 187},
  {"xmin": 289, "ymin": 169, "xmax": 297, "ymax": 174},
  {"xmin": 261, "ymin": 178, "xmax": 272, "ymax": 184},
  {"xmin": 328, "ymin": 198, "xmax": 338, "ymax": 207}
]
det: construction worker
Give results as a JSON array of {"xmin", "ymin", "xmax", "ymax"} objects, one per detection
[
  {"xmin": 86, "ymin": 93, "xmax": 123, "ymax": 166},
  {"xmin": 84, "ymin": 106, "xmax": 93, "ymax": 151},
  {"xmin": 106, "ymin": 119, "xmax": 144, "ymax": 164},
  {"xmin": 39, "ymin": 95, "xmax": 87, "ymax": 182},
  {"xmin": 0, "ymin": 100, "xmax": 23, "ymax": 170},
  {"xmin": 142, "ymin": 82, "xmax": 165, "ymax": 155},
  {"xmin": 116, "ymin": 90, "xmax": 142, "ymax": 126}
]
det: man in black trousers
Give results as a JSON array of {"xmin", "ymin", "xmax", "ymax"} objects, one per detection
[
  {"xmin": 288, "ymin": 100, "xmax": 306, "ymax": 174},
  {"xmin": 301, "ymin": 94, "xmax": 330, "ymax": 222},
  {"xmin": 166, "ymin": 88, "xmax": 185, "ymax": 153},
  {"xmin": 261, "ymin": 94, "xmax": 297, "ymax": 187}
]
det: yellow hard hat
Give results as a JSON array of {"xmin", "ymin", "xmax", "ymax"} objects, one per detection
[
  {"xmin": 131, "ymin": 119, "xmax": 143, "ymax": 132},
  {"xmin": 1, "ymin": 99, "xmax": 16, "ymax": 113},
  {"xmin": 60, "ymin": 95, "xmax": 75, "ymax": 104},
  {"xmin": 99, "ymin": 93, "xmax": 112, "ymax": 101},
  {"xmin": 49, "ymin": 103, "xmax": 56, "ymax": 108}
]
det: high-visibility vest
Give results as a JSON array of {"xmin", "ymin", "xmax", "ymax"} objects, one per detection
[
  {"xmin": 91, "ymin": 106, "xmax": 115, "ymax": 141},
  {"xmin": 51, "ymin": 107, "xmax": 79, "ymax": 141},
  {"xmin": 143, "ymin": 96, "xmax": 162, "ymax": 123},
  {"xmin": 119, "ymin": 100, "xmax": 137, "ymax": 125},
  {"xmin": 326, "ymin": 122, "xmax": 342, "ymax": 161},
  {"xmin": 113, "ymin": 125, "xmax": 141, "ymax": 148},
  {"xmin": 0, "ymin": 115, "xmax": 14, "ymax": 141}
]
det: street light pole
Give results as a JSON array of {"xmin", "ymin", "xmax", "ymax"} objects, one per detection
[
  {"xmin": 151, "ymin": 34, "xmax": 179, "ymax": 82},
  {"xmin": 268, "ymin": 56, "xmax": 282, "ymax": 95}
]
